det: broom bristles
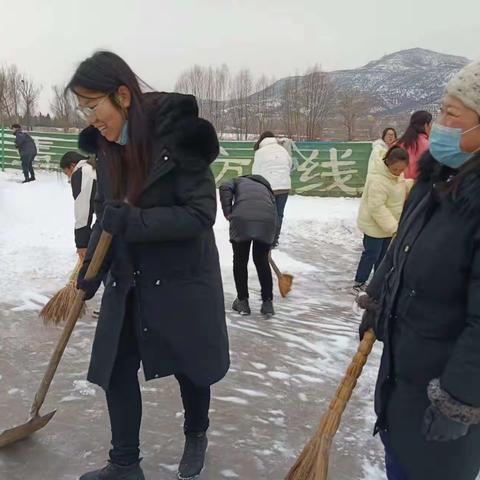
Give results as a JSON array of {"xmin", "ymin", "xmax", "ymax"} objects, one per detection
[
  {"xmin": 285, "ymin": 415, "xmax": 327, "ymax": 480},
  {"xmin": 40, "ymin": 259, "xmax": 86, "ymax": 326},
  {"xmin": 279, "ymin": 274, "xmax": 293, "ymax": 298},
  {"xmin": 285, "ymin": 331, "xmax": 376, "ymax": 480}
]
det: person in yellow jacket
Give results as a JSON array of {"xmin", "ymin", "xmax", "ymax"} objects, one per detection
[{"xmin": 353, "ymin": 145, "xmax": 412, "ymax": 294}]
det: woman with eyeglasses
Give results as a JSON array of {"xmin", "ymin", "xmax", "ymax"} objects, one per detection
[
  {"xmin": 70, "ymin": 51, "xmax": 229, "ymax": 480},
  {"xmin": 359, "ymin": 60, "xmax": 480, "ymax": 479}
]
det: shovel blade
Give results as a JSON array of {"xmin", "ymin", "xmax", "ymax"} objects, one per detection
[{"xmin": 0, "ymin": 410, "xmax": 56, "ymax": 448}]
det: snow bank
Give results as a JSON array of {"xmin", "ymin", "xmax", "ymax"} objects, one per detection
[{"xmin": 0, "ymin": 171, "xmax": 362, "ymax": 308}]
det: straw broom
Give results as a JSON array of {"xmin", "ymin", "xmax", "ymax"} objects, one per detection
[
  {"xmin": 40, "ymin": 257, "xmax": 86, "ymax": 325},
  {"xmin": 286, "ymin": 329, "xmax": 376, "ymax": 480},
  {"xmin": 269, "ymin": 252, "xmax": 294, "ymax": 298}
]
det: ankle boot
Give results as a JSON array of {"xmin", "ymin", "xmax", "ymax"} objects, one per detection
[
  {"xmin": 177, "ymin": 432, "xmax": 208, "ymax": 479},
  {"xmin": 79, "ymin": 460, "xmax": 145, "ymax": 480}
]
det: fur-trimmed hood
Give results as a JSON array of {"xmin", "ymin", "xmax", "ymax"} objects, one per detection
[
  {"xmin": 417, "ymin": 150, "xmax": 480, "ymax": 217},
  {"xmin": 78, "ymin": 92, "xmax": 219, "ymax": 172}
]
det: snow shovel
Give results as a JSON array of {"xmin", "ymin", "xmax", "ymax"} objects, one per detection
[
  {"xmin": 0, "ymin": 231, "xmax": 112, "ymax": 448},
  {"xmin": 286, "ymin": 329, "xmax": 376, "ymax": 480},
  {"xmin": 269, "ymin": 252, "xmax": 293, "ymax": 298}
]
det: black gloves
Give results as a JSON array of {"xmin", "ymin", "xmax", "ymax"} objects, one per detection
[
  {"xmin": 421, "ymin": 404, "xmax": 469, "ymax": 442},
  {"xmin": 76, "ymin": 261, "xmax": 103, "ymax": 301},
  {"xmin": 101, "ymin": 201, "xmax": 130, "ymax": 236},
  {"xmin": 357, "ymin": 294, "xmax": 379, "ymax": 340}
]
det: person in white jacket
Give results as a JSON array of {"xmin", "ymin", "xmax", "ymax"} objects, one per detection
[
  {"xmin": 60, "ymin": 151, "xmax": 97, "ymax": 260},
  {"xmin": 353, "ymin": 145, "xmax": 412, "ymax": 294},
  {"xmin": 367, "ymin": 127, "xmax": 398, "ymax": 173},
  {"xmin": 252, "ymin": 131, "xmax": 293, "ymax": 247}
]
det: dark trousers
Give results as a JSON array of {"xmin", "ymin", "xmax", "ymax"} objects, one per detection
[
  {"xmin": 274, "ymin": 193, "xmax": 289, "ymax": 245},
  {"xmin": 232, "ymin": 240, "xmax": 273, "ymax": 301},
  {"xmin": 20, "ymin": 154, "xmax": 35, "ymax": 181},
  {"xmin": 354, "ymin": 234, "xmax": 392, "ymax": 284},
  {"xmin": 380, "ymin": 432, "xmax": 410, "ymax": 480},
  {"xmin": 106, "ymin": 302, "xmax": 211, "ymax": 466}
]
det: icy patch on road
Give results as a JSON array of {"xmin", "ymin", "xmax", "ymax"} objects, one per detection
[
  {"xmin": 361, "ymin": 459, "xmax": 385, "ymax": 480},
  {"xmin": 73, "ymin": 380, "xmax": 96, "ymax": 396},
  {"xmin": 214, "ymin": 396, "xmax": 249, "ymax": 406},
  {"xmin": 60, "ymin": 380, "xmax": 97, "ymax": 401},
  {"xmin": 221, "ymin": 470, "xmax": 240, "ymax": 478},
  {"xmin": 10, "ymin": 292, "xmax": 50, "ymax": 312}
]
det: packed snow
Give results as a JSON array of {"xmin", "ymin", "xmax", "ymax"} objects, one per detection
[{"xmin": 0, "ymin": 169, "xmax": 392, "ymax": 479}]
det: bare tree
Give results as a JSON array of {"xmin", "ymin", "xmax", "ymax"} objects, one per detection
[
  {"xmin": 281, "ymin": 75, "xmax": 303, "ymax": 140},
  {"xmin": 175, "ymin": 64, "xmax": 212, "ymax": 119},
  {"xmin": 19, "ymin": 76, "xmax": 41, "ymax": 130},
  {"xmin": 229, "ymin": 69, "xmax": 253, "ymax": 140},
  {"xmin": 175, "ymin": 64, "xmax": 231, "ymax": 136},
  {"xmin": 51, "ymin": 85, "xmax": 82, "ymax": 131},
  {"xmin": 253, "ymin": 75, "xmax": 274, "ymax": 135},
  {"xmin": 0, "ymin": 67, "xmax": 8, "ymax": 122},
  {"xmin": 0, "ymin": 65, "xmax": 23, "ymax": 122},
  {"xmin": 301, "ymin": 65, "xmax": 332, "ymax": 140},
  {"xmin": 211, "ymin": 64, "xmax": 230, "ymax": 137},
  {"xmin": 337, "ymin": 88, "xmax": 372, "ymax": 140}
]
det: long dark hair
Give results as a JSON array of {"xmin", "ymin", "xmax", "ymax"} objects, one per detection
[
  {"xmin": 383, "ymin": 145, "xmax": 409, "ymax": 166},
  {"xmin": 398, "ymin": 110, "xmax": 432, "ymax": 152},
  {"xmin": 254, "ymin": 131, "xmax": 275, "ymax": 151},
  {"xmin": 67, "ymin": 51, "xmax": 150, "ymax": 204}
]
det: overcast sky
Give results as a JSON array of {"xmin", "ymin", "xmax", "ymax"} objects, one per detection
[{"xmin": 1, "ymin": 0, "xmax": 479, "ymax": 113}]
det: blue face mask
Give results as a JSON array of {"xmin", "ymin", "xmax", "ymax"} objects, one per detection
[
  {"xmin": 429, "ymin": 123, "xmax": 480, "ymax": 169},
  {"xmin": 115, "ymin": 120, "xmax": 129, "ymax": 146}
]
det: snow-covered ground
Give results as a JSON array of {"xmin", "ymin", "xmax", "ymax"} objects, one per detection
[{"xmin": 0, "ymin": 170, "xmax": 387, "ymax": 480}]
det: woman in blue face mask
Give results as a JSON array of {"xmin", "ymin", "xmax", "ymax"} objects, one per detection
[
  {"xmin": 357, "ymin": 60, "xmax": 480, "ymax": 480},
  {"xmin": 68, "ymin": 51, "xmax": 230, "ymax": 480}
]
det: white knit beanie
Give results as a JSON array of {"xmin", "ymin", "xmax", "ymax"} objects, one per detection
[{"xmin": 445, "ymin": 61, "xmax": 480, "ymax": 116}]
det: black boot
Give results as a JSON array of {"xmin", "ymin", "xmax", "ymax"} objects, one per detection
[
  {"xmin": 22, "ymin": 178, "xmax": 30, "ymax": 184},
  {"xmin": 178, "ymin": 432, "xmax": 208, "ymax": 479},
  {"xmin": 232, "ymin": 298, "xmax": 251, "ymax": 315},
  {"xmin": 261, "ymin": 300, "xmax": 275, "ymax": 316},
  {"xmin": 79, "ymin": 460, "xmax": 145, "ymax": 480}
]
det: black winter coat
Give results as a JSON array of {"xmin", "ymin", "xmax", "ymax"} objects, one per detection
[
  {"xmin": 79, "ymin": 93, "xmax": 230, "ymax": 390},
  {"xmin": 219, "ymin": 175, "xmax": 277, "ymax": 244},
  {"xmin": 368, "ymin": 152, "xmax": 480, "ymax": 480}
]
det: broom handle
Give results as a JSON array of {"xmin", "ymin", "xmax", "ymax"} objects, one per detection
[
  {"xmin": 30, "ymin": 231, "xmax": 113, "ymax": 417},
  {"xmin": 268, "ymin": 252, "xmax": 282, "ymax": 278},
  {"xmin": 313, "ymin": 329, "xmax": 376, "ymax": 480}
]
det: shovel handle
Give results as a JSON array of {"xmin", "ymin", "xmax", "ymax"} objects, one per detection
[
  {"xmin": 268, "ymin": 252, "xmax": 282, "ymax": 278},
  {"xmin": 30, "ymin": 231, "xmax": 113, "ymax": 418}
]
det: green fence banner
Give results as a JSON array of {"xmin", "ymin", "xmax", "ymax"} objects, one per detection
[{"xmin": 0, "ymin": 131, "xmax": 372, "ymax": 197}]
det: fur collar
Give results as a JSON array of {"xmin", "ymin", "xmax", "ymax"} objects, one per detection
[
  {"xmin": 418, "ymin": 151, "xmax": 480, "ymax": 217},
  {"xmin": 78, "ymin": 92, "xmax": 219, "ymax": 172}
]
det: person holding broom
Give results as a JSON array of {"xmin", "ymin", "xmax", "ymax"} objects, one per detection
[
  {"xmin": 69, "ymin": 51, "xmax": 230, "ymax": 480},
  {"xmin": 60, "ymin": 152, "xmax": 97, "ymax": 261},
  {"xmin": 219, "ymin": 174, "xmax": 277, "ymax": 316},
  {"xmin": 359, "ymin": 60, "xmax": 480, "ymax": 480}
]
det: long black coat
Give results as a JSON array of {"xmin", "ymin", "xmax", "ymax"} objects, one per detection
[
  {"xmin": 368, "ymin": 152, "xmax": 480, "ymax": 480},
  {"xmin": 79, "ymin": 93, "xmax": 230, "ymax": 390},
  {"xmin": 219, "ymin": 175, "xmax": 277, "ymax": 244}
]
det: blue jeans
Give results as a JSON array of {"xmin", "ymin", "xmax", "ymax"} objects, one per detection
[
  {"xmin": 274, "ymin": 193, "xmax": 289, "ymax": 245},
  {"xmin": 380, "ymin": 431, "xmax": 409, "ymax": 480},
  {"xmin": 355, "ymin": 235, "xmax": 391, "ymax": 283}
]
